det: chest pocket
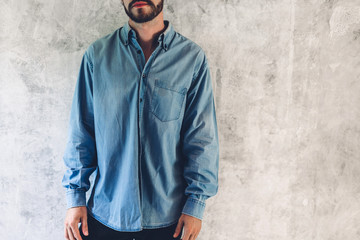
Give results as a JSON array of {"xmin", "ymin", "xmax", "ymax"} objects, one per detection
[{"xmin": 150, "ymin": 79, "xmax": 187, "ymax": 122}]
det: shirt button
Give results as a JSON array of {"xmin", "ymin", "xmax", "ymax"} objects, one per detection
[
  {"xmin": 137, "ymin": 50, "xmax": 141, "ymax": 54},
  {"xmin": 140, "ymin": 98, "xmax": 143, "ymax": 102},
  {"xmin": 142, "ymin": 74, "xmax": 146, "ymax": 78}
]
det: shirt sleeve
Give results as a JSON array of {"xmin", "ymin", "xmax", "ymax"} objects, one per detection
[
  {"xmin": 61, "ymin": 46, "xmax": 98, "ymax": 209},
  {"xmin": 180, "ymin": 52, "xmax": 220, "ymax": 220}
]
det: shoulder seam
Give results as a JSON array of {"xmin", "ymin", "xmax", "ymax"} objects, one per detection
[{"xmin": 85, "ymin": 45, "xmax": 94, "ymax": 72}]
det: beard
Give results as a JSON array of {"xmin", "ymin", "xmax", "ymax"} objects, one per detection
[{"xmin": 123, "ymin": 0, "xmax": 164, "ymax": 23}]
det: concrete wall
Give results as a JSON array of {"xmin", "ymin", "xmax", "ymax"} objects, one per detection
[{"xmin": 1, "ymin": 0, "xmax": 360, "ymax": 239}]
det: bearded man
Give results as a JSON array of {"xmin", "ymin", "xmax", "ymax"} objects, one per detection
[{"xmin": 62, "ymin": 1, "xmax": 219, "ymax": 239}]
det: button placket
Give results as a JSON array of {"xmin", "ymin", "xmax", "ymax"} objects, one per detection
[
  {"xmin": 131, "ymin": 38, "xmax": 163, "ymax": 227},
  {"xmin": 139, "ymin": 74, "xmax": 145, "ymax": 104}
]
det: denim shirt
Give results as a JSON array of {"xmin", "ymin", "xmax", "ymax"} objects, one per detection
[{"xmin": 61, "ymin": 20, "xmax": 219, "ymax": 231}]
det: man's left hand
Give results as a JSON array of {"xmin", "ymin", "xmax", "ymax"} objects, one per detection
[{"xmin": 173, "ymin": 213, "xmax": 202, "ymax": 240}]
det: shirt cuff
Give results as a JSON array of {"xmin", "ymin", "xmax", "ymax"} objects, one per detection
[
  {"xmin": 65, "ymin": 189, "xmax": 87, "ymax": 209},
  {"xmin": 181, "ymin": 197, "xmax": 206, "ymax": 220}
]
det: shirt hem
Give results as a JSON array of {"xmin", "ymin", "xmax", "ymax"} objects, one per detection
[
  {"xmin": 142, "ymin": 219, "xmax": 179, "ymax": 229},
  {"xmin": 86, "ymin": 206, "xmax": 179, "ymax": 231}
]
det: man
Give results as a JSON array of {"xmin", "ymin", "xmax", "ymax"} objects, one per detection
[{"xmin": 62, "ymin": 0, "xmax": 219, "ymax": 239}]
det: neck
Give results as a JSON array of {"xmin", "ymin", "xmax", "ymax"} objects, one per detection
[{"xmin": 128, "ymin": 13, "xmax": 166, "ymax": 51}]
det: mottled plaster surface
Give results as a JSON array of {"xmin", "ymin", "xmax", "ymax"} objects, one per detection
[{"xmin": 1, "ymin": 0, "xmax": 360, "ymax": 239}]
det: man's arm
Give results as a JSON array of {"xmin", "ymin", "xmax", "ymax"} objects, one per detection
[
  {"xmin": 180, "ymin": 51, "xmax": 220, "ymax": 221},
  {"xmin": 61, "ymin": 45, "xmax": 98, "ymax": 209}
]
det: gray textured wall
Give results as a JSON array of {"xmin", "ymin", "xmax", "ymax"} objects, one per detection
[{"xmin": 1, "ymin": 0, "xmax": 360, "ymax": 239}]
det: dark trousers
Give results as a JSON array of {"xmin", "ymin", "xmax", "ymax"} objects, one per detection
[{"xmin": 79, "ymin": 212, "xmax": 183, "ymax": 240}]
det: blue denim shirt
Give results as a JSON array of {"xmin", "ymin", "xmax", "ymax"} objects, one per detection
[{"xmin": 61, "ymin": 20, "xmax": 219, "ymax": 231}]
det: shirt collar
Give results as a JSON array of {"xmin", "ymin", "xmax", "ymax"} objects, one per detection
[{"xmin": 121, "ymin": 20, "xmax": 174, "ymax": 51}]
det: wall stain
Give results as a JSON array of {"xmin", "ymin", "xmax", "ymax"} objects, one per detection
[
  {"xmin": 353, "ymin": 29, "xmax": 360, "ymax": 40},
  {"xmin": 196, "ymin": 3, "xmax": 206, "ymax": 14}
]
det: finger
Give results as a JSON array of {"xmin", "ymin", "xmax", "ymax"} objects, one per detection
[
  {"xmin": 64, "ymin": 225, "xmax": 70, "ymax": 240},
  {"xmin": 67, "ymin": 226, "xmax": 75, "ymax": 240},
  {"xmin": 180, "ymin": 226, "xmax": 185, "ymax": 239},
  {"xmin": 191, "ymin": 230, "xmax": 199, "ymax": 240},
  {"xmin": 81, "ymin": 215, "xmax": 89, "ymax": 236},
  {"xmin": 193, "ymin": 231, "xmax": 199, "ymax": 240},
  {"xmin": 173, "ymin": 220, "xmax": 183, "ymax": 238},
  {"xmin": 70, "ymin": 223, "xmax": 82, "ymax": 240},
  {"xmin": 190, "ymin": 233, "xmax": 197, "ymax": 240},
  {"xmin": 182, "ymin": 233, "xmax": 192, "ymax": 240},
  {"xmin": 181, "ymin": 229, "xmax": 191, "ymax": 240}
]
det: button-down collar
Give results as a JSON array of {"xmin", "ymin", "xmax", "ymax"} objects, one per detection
[{"xmin": 121, "ymin": 20, "xmax": 174, "ymax": 51}]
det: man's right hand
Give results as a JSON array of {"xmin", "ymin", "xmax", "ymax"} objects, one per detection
[{"xmin": 64, "ymin": 206, "xmax": 89, "ymax": 240}]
